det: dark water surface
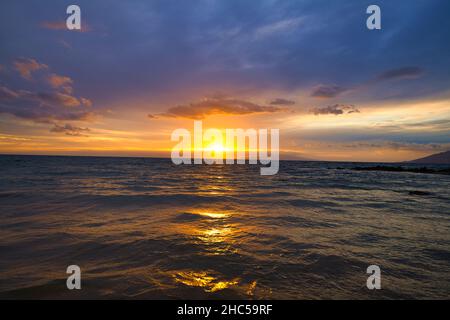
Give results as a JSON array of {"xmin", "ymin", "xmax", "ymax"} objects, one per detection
[{"xmin": 0, "ymin": 155, "xmax": 449, "ymax": 299}]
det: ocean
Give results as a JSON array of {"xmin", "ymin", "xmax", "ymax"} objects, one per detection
[{"xmin": 0, "ymin": 155, "xmax": 449, "ymax": 299}]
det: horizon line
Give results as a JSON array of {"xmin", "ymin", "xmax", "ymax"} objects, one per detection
[{"xmin": 0, "ymin": 152, "xmax": 411, "ymax": 164}]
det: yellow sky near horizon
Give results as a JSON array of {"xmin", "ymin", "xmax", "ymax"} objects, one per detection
[{"xmin": 1, "ymin": 97, "xmax": 449, "ymax": 162}]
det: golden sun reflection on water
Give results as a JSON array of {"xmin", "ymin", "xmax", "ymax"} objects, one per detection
[
  {"xmin": 198, "ymin": 184, "xmax": 235, "ymax": 196},
  {"xmin": 169, "ymin": 209, "xmax": 255, "ymax": 293},
  {"xmin": 173, "ymin": 271, "xmax": 239, "ymax": 292},
  {"xmin": 198, "ymin": 226, "xmax": 235, "ymax": 244},
  {"xmin": 196, "ymin": 211, "xmax": 229, "ymax": 219},
  {"xmin": 173, "ymin": 209, "xmax": 249, "ymax": 253}
]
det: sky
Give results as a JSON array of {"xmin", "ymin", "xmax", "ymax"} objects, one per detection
[{"xmin": 0, "ymin": 0, "xmax": 449, "ymax": 162}]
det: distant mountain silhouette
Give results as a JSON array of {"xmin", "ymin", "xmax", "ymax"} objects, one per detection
[{"xmin": 408, "ymin": 150, "xmax": 450, "ymax": 164}]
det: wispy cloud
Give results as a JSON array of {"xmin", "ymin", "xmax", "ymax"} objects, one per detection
[
  {"xmin": 80, "ymin": 97, "xmax": 92, "ymax": 107},
  {"xmin": 376, "ymin": 67, "xmax": 424, "ymax": 82},
  {"xmin": 26, "ymin": 91, "xmax": 81, "ymax": 107},
  {"xmin": 13, "ymin": 58, "xmax": 48, "ymax": 80},
  {"xmin": 149, "ymin": 96, "xmax": 287, "ymax": 119},
  {"xmin": 0, "ymin": 85, "xmax": 95, "ymax": 122},
  {"xmin": 254, "ymin": 17, "xmax": 304, "ymax": 40},
  {"xmin": 47, "ymin": 73, "xmax": 74, "ymax": 94},
  {"xmin": 0, "ymin": 86, "xmax": 19, "ymax": 100},
  {"xmin": 40, "ymin": 21, "xmax": 67, "ymax": 30},
  {"xmin": 1, "ymin": 57, "xmax": 96, "ymax": 127},
  {"xmin": 311, "ymin": 85, "xmax": 349, "ymax": 98},
  {"xmin": 375, "ymin": 119, "xmax": 450, "ymax": 131},
  {"xmin": 270, "ymin": 98, "xmax": 296, "ymax": 106},
  {"xmin": 321, "ymin": 141, "xmax": 449, "ymax": 152},
  {"xmin": 40, "ymin": 20, "xmax": 91, "ymax": 32},
  {"xmin": 310, "ymin": 67, "xmax": 424, "ymax": 99},
  {"xmin": 50, "ymin": 123, "xmax": 90, "ymax": 136},
  {"xmin": 1, "ymin": 58, "xmax": 96, "ymax": 130},
  {"xmin": 311, "ymin": 104, "xmax": 359, "ymax": 115}
]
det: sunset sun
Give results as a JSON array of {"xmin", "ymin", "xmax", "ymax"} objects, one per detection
[{"xmin": 204, "ymin": 142, "xmax": 228, "ymax": 154}]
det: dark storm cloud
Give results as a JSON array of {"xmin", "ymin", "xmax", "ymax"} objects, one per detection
[
  {"xmin": 150, "ymin": 96, "xmax": 286, "ymax": 119},
  {"xmin": 311, "ymin": 104, "xmax": 359, "ymax": 115}
]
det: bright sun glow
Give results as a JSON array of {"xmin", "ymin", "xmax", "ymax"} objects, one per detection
[{"xmin": 204, "ymin": 142, "xmax": 229, "ymax": 153}]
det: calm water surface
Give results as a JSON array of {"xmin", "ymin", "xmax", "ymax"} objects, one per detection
[{"xmin": 0, "ymin": 155, "xmax": 449, "ymax": 299}]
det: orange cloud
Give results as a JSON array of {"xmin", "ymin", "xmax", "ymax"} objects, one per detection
[
  {"xmin": 50, "ymin": 123, "xmax": 90, "ymax": 136},
  {"xmin": 14, "ymin": 58, "xmax": 48, "ymax": 80},
  {"xmin": 47, "ymin": 73, "xmax": 73, "ymax": 93},
  {"xmin": 80, "ymin": 97, "xmax": 92, "ymax": 107},
  {"xmin": 0, "ymin": 85, "xmax": 96, "ymax": 123},
  {"xmin": 149, "ymin": 96, "xmax": 287, "ymax": 119},
  {"xmin": 40, "ymin": 21, "xmax": 91, "ymax": 32},
  {"xmin": 35, "ymin": 92, "xmax": 81, "ymax": 107},
  {"xmin": 41, "ymin": 21, "xmax": 67, "ymax": 30},
  {"xmin": 40, "ymin": 21, "xmax": 67, "ymax": 30}
]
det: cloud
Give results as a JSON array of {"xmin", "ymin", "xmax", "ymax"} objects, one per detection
[
  {"xmin": 80, "ymin": 97, "xmax": 93, "ymax": 107},
  {"xmin": 23, "ymin": 91, "xmax": 81, "ymax": 107},
  {"xmin": 270, "ymin": 98, "xmax": 296, "ymax": 105},
  {"xmin": 406, "ymin": 119, "xmax": 450, "ymax": 129},
  {"xmin": 309, "ymin": 67, "xmax": 424, "ymax": 100},
  {"xmin": 150, "ymin": 96, "xmax": 287, "ymax": 119},
  {"xmin": 331, "ymin": 141, "xmax": 449, "ymax": 152},
  {"xmin": 376, "ymin": 67, "xmax": 424, "ymax": 82},
  {"xmin": 1, "ymin": 58, "xmax": 96, "ymax": 127},
  {"xmin": 47, "ymin": 73, "xmax": 73, "ymax": 93},
  {"xmin": 311, "ymin": 85, "xmax": 348, "ymax": 98},
  {"xmin": 50, "ymin": 123, "xmax": 90, "ymax": 136},
  {"xmin": 375, "ymin": 119, "xmax": 450, "ymax": 131},
  {"xmin": 0, "ymin": 134, "xmax": 31, "ymax": 143},
  {"xmin": 311, "ymin": 104, "xmax": 359, "ymax": 115},
  {"xmin": 0, "ymin": 86, "xmax": 19, "ymax": 100},
  {"xmin": 0, "ymin": 102, "xmax": 95, "ymax": 123},
  {"xmin": 0, "ymin": 103, "xmax": 95, "ymax": 123},
  {"xmin": 0, "ymin": 85, "xmax": 95, "ymax": 123},
  {"xmin": 40, "ymin": 20, "xmax": 91, "ymax": 32},
  {"xmin": 13, "ymin": 58, "xmax": 48, "ymax": 80},
  {"xmin": 254, "ymin": 17, "xmax": 304, "ymax": 39},
  {"xmin": 295, "ymin": 140, "xmax": 450, "ymax": 153},
  {"xmin": 40, "ymin": 21, "xmax": 67, "ymax": 30}
]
